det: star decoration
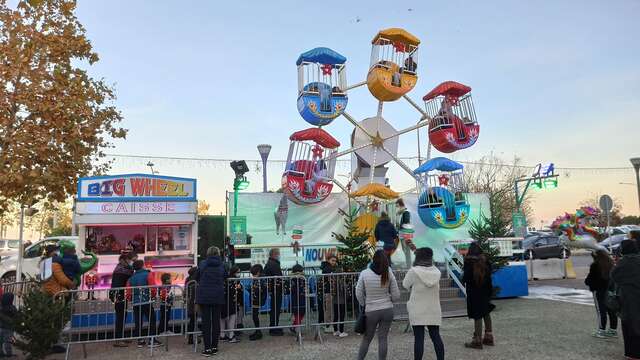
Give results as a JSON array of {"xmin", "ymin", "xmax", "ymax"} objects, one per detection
[
  {"xmin": 392, "ymin": 41, "xmax": 406, "ymax": 52},
  {"xmin": 438, "ymin": 174, "xmax": 450, "ymax": 186},
  {"xmin": 311, "ymin": 145, "xmax": 324, "ymax": 158},
  {"xmin": 321, "ymin": 63, "xmax": 333, "ymax": 76},
  {"xmin": 371, "ymin": 131, "xmax": 384, "ymax": 147}
]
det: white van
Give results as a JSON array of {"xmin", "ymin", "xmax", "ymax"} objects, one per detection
[{"xmin": 0, "ymin": 236, "xmax": 79, "ymax": 283}]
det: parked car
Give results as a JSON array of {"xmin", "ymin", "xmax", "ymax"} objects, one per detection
[
  {"xmin": 0, "ymin": 236, "xmax": 79, "ymax": 283},
  {"xmin": 600, "ymin": 233, "xmax": 628, "ymax": 250},
  {"xmin": 523, "ymin": 235, "xmax": 571, "ymax": 260},
  {"xmin": 0, "ymin": 239, "xmax": 20, "ymax": 258}
]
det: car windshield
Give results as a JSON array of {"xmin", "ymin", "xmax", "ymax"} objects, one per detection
[{"xmin": 7, "ymin": 240, "xmax": 19, "ymax": 249}]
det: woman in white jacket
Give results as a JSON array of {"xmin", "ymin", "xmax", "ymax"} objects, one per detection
[{"xmin": 403, "ymin": 247, "xmax": 445, "ymax": 360}]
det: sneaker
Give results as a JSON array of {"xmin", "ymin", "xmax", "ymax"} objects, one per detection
[
  {"xmin": 249, "ymin": 331, "xmax": 263, "ymax": 341},
  {"xmin": 323, "ymin": 326, "xmax": 333, "ymax": 334},
  {"xmin": 201, "ymin": 349, "xmax": 213, "ymax": 357},
  {"xmin": 148, "ymin": 339, "xmax": 162, "ymax": 347},
  {"xmin": 228, "ymin": 337, "xmax": 240, "ymax": 344},
  {"xmin": 605, "ymin": 329, "xmax": 618, "ymax": 338},
  {"xmin": 137, "ymin": 340, "xmax": 146, "ymax": 348},
  {"xmin": 338, "ymin": 332, "xmax": 349, "ymax": 338},
  {"xmin": 333, "ymin": 331, "xmax": 340, "ymax": 337},
  {"xmin": 211, "ymin": 348, "xmax": 218, "ymax": 355},
  {"xmin": 593, "ymin": 329, "xmax": 607, "ymax": 339},
  {"xmin": 113, "ymin": 341, "xmax": 128, "ymax": 347}
]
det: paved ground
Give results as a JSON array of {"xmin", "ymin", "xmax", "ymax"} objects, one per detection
[{"xmin": 46, "ymin": 296, "xmax": 623, "ymax": 360}]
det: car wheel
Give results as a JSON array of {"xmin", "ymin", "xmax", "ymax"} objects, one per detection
[
  {"xmin": 525, "ymin": 250, "xmax": 534, "ymax": 260},
  {"xmin": 1, "ymin": 271, "xmax": 16, "ymax": 284}
]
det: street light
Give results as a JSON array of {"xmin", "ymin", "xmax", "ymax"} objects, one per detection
[
  {"xmin": 630, "ymin": 157, "xmax": 640, "ymax": 213},
  {"xmin": 257, "ymin": 144, "xmax": 272, "ymax": 193},
  {"xmin": 146, "ymin": 161, "xmax": 158, "ymax": 175}
]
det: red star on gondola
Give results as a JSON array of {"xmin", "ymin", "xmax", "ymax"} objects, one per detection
[
  {"xmin": 438, "ymin": 174, "xmax": 450, "ymax": 186},
  {"xmin": 392, "ymin": 41, "xmax": 406, "ymax": 52},
  {"xmin": 321, "ymin": 63, "xmax": 333, "ymax": 75},
  {"xmin": 311, "ymin": 145, "xmax": 324, "ymax": 158}
]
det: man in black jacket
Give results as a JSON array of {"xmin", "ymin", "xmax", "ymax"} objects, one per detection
[
  {"xmin": 264, "ymin": 248, "xmax": 284, "ymax": 336},
  {"xmin": 110, "ymin": 253, "xmax": 134, "ymax": 347}
]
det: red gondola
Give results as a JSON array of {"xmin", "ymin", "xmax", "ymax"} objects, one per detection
[
  {"xmin": 423, "ymin": 81, "xmax": 479, "ymax": 154},
  {"xmin": 281, "ymin": 128, "xmax": 340, "ymax": 205}
]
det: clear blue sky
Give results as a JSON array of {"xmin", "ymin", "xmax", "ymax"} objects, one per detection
[{"xmin": 68, "ymin": 0, "xmax": 640, "ymax": 218}]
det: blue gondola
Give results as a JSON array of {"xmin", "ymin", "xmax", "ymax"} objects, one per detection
[
  {"xmin": 296, "ymin": 47, "xmax": 348, "ymax": 126},
  {"xmin": 413, "ymin": 157, "xmax": 470, "ymax": 229}
]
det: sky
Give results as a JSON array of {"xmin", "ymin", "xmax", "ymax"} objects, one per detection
[{"xmin": 12, "ymin": 0, "xmax": 640, "ymax": 238}]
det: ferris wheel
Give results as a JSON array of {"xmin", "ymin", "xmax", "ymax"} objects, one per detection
[{"xmin": 281, "ymin": 28, "xmax": 480, "ymax": 230}]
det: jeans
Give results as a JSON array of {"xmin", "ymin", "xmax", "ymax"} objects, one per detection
[
  {"xmin": 220, "ymin": 314, "xmax": 237, "ymax": 339},
  {"xmin": 200, "ymin": 304, "xmax": 221, "ymax": 350},
  {"xmin": 413, "ymin": 325, "xmax": 444, "ymax": 360},
  {"xmin": 158, "ymin": 304, "xmax": 172, "ymax": 334},
  {"xmin": 333, "ymin": 303, "xmax": 346, "ymax": 333},
  {"xmin": 0, "ymin": 328, "xmax": 13, "ymax": 356},
  {"xmin": 357, "ymin": 308, "xmax": 394, "ymax": 360},
  {"xmin": 133, "ymin": 304, "xmax": 156, "ymax": 338},
  {"xmin": 473, "ymin": 314, "xmax": 492, "ymax": 337},
  {"xmin": 593, "ymin": 290, "xmax": 617, "ymax": 330},
  {"xmin": 269, "ymin": 292, "xmax": 283, "ymax": 329},
  {"xmin": 400, "ymin": 239, "xmax": 413, "ymax": 269},
  {"xmin": 114, "ymin": 301, "xmax": 127, "ymax": 339}
]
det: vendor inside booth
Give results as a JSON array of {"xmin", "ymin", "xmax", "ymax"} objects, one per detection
[{"xmin": 74, "ymin": 174, "xmax": 198, "ymax": 288}]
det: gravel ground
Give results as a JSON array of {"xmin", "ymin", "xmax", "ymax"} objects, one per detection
[{"xmin": 43, "ymin": 297, "xmax": 624, "ymax": 360}]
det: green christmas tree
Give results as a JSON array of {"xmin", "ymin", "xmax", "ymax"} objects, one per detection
[
  {"xmin": 333, "ymin": 208, "xmax": 372, "ymax": 272},
  {"xmin": 14, "ymin": 283, "xmax": 70, "ymax": 360},
  {"xmin": 468, "ymin": 200, "xmax": 510, "ymax": 272}
]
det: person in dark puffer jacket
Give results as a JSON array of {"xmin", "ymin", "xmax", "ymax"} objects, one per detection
[
  {"xmin": 110, "ymin": 253, "xmax": 135, "ymax": 347},
  {"xmin": 195, "ymin": 246, "xmax": 227, "ymax": 357},
  {"xmin": 585, "ymin": 249, "xmax": 617, "ymax": 338},
  {"xmin": 374, "ymin": 212, "xmax": 399, "ymax": 262}
]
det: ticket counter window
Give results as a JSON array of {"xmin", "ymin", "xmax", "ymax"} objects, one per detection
[{"xmin": 86, "ymin": 226, "xmax": 147, "ymax": 255}]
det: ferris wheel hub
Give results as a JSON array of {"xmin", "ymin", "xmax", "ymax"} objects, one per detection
[{"xmin": 351, "ymin": 116, "xmax": 399, "ymax": 167}]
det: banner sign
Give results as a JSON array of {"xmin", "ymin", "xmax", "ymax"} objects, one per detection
[
  {"xmin": 230, "ymin": 216, "xmax": 247, "ymax": 245},
  {"xmin": 78, "ymin": 174, "xmax": 196, "ymax": 202},
  {"xmin": 76, "ymin": 201, "xmax": 196, "ymax": 215}
]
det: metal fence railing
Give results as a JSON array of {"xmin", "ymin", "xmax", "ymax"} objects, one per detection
[
  {"xmin": 1, "ymin": 281, "xmax": 39, "ymax": 310},
  {"xmin": 24, "ymin": 268, "xmax": 466, "ymax": 359}
]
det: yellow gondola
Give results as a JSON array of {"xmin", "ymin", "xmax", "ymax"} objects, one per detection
[
  {"xmin": 367, "ymin": 28, "xmax": 420, "ymax": 102},
  {"xmin": 351, "ymin": 183, "xmax": 400, "ymax": 251}
]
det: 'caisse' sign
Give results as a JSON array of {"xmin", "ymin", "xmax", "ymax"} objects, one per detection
[{"xmin": 78, "ymin": 174, "xmax": 196, "ymax": 202}]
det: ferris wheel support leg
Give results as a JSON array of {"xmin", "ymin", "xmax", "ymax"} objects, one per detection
[
  {"xmin": 342, "ymin": 112, "xmax": 374, "ymax": 138},
  {"xmin": 380, "ymin": 145, "xmax": 419, "ymax": 181},
  {"xmin": 344, "ymin": 80, "xmax": 367, "ymax": 91},
  {"xmin": 402, "ymin": 95, "xmax": 429, "ymax": 118}
]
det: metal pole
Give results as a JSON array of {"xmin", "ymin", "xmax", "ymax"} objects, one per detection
[
  {"xmin": 17, "ymin": 206, "xmax": 24, "ymax": 283},
  {"xmin": 262, "ymin": 158, "xmax": 268, "ymax": 193},
  {"xmin": 634, "ymin": 164, "xmax": 640, "ymax": 213}
]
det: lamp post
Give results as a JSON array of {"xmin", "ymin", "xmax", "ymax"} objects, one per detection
[
  {"xmin": 257, "ymin": 144, "xmax": 272, "ymax": 193},
  {"xmin": 630, "ymin": 157, "xmax": 640, "ymax": 213},
  {"xmin": 147, "ymin": 161, "xmax": 158, "ymax": 175}
]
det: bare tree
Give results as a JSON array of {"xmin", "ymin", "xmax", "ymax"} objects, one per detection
[{"xmin": 463, "ymin": 154, "xmax": 534, "ymax": 227}]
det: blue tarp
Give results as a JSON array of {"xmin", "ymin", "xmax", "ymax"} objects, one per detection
[
  {"xmin": 296, "ymin": 47, "xmax": 346, "ymax": 66},
  {"xmin": 414, "ymin": 157, "xmax": 463, "ymax": 174}
]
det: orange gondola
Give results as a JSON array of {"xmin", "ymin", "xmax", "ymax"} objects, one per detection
[
  {"xmin": 424, "ymin": 81, "xmax": 479, "ymax": 153},
  {"xmin": 367, "ymin": 28, "xmax": 420, "ymax": 102}
]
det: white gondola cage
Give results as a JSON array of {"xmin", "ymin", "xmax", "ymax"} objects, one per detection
[
  {"xmin": 369, "ymin": 36, "xmax": 419, "ymax": 75},
  {"xmin": 425, "ymin": 92, "xmax": 477, "ymax": 130},
  {"xmin": 297, "ymin": 62, "xmax": 347, "ymax": 96},
  {"xmin": 284, "ymin": 139, "xmax": 338, "ymax": 182},
  {"xmin": 416, "ymin": 167, "xmax": 467, "ymax": 207}
]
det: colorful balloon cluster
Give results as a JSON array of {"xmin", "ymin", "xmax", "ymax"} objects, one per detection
[{"xmin": 550, "ymin": 206, "xmax": 601, "ymax": 241}]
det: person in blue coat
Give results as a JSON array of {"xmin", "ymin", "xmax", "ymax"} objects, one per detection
[
  {"xmin": 374, "ymin": 212, "xmax": 399, "ymax": 263},
  {"xmin": 196, "ymin": 246, "xmax": 227, "ymax": 357}
]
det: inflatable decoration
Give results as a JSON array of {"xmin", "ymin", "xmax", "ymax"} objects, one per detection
[
  {"xmin": 414, "ymin": 157, "xmax": 469, "ymax": 229},
  {"xmin": 423, "ymin": 81, "xmax": 479, "ymax": 153},
  {"xmin": 551, "ymin": 206, "xmax": 605, "ymax": 251},
  {"xmin": 367, "ymin": 28, "xmax": 420, "ymax": 102},
  {"xmin": 296, "ymin": 47, "xmax": 348, "ymax": 126},
  {"xmin": 282, "ymin": 128, "xmax": 339, "ymax": 205}
]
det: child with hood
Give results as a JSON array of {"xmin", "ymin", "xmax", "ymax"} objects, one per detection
[
  {"xmin": 0, "ymin": 293, "xmax": 17, "ymax": 357},
  {"xmin": 403, "ymin": 247, "xmax": 444, "ymax": 360}
]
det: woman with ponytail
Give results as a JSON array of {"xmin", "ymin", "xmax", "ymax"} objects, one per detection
[
  {"xmin": 462, "ymin": 242, "xmax": 496, "ymax": 349},
  {"xmin": 355, "ymin": 250, "xmax": 401, "ymax": 360}
]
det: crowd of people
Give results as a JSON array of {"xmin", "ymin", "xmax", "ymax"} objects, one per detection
[{"xmin": 16, "ymin": 224, "xmax": 640, "ymax": 360}]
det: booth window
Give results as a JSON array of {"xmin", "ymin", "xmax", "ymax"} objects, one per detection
[{"xmin": 86, "ymin": 225, "xmax": 191, "ymax": 254}]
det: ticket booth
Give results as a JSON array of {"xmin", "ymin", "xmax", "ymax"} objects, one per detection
[{"xmin": 74, "ymin": 174, "xmax": 198, "ymax": 287}]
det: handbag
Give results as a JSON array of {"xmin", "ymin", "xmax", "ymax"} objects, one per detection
[{"xmin": 605, "ymin": 284, "xmax": 621, "ymax": 315}]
